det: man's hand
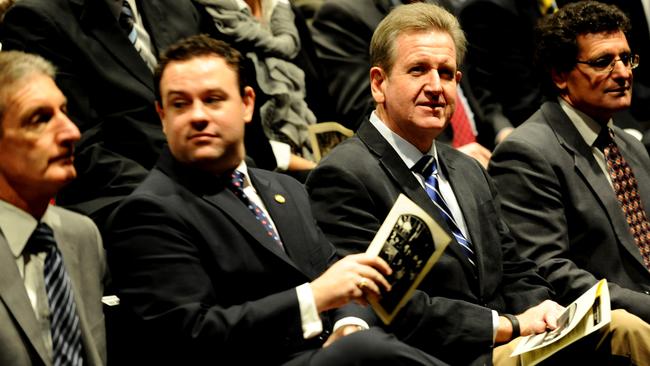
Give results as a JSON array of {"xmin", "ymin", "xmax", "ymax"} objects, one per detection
[
  {"xmin": 310, "ymin": 253, "xmax": 392, "ymax": 313},
  {"xmin": 456, "ymin": 142, "xmax": 491, "ymax": 169},
  {"xmin": 496, "ymin": 300, "xmax": 565, "ymax": 343}
]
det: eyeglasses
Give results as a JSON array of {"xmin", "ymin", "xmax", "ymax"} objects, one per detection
[{"xmin": 575, "ymin": 53, "xmax": 640, "ymax": 74}]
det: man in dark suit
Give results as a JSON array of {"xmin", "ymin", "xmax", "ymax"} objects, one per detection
[
  {"xmin": 0, "ymin": 0, "xmax": 211, "ymax": 229},
  {"xmin": 105, "ymin": 34, "xmax": 446, "ymax": 365},
  {"xmin": 489, "ymin": 1, "xmax": 650, "ymax": 324},
  {"xmin": 307, "ymin": 3, "xmax": 650, "ymax": 365},
  {"xmin": 0, "ymin": 51, "xmax": 106, "ymax": 366}
]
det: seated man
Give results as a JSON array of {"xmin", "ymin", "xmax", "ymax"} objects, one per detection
[
  {"xmin": 0, "ymin": 51, "xmax": 106, "ymax": 365},
  {"xmin": 489, "ymin": 1, "xmax": 650, "ymax": 324},
  {"xmin": 104, "ymin": 34, "xmax": 445, "ymax": 366},
  {"xmin": 306, "ymin": 3, "xmax": 650, "ymax": 365}
]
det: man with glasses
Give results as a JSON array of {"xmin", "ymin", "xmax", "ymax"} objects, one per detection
[{"xmin": 490, "ymin": 1, "xmax": 650, "ymax": 324}]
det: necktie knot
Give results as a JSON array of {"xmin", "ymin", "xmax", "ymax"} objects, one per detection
[
  {"xmin": 26, "ymin": 223, "xmax": 56, "ymax": 255},
  {"xmin": 412, "ymin": 155, "xmax": 437, "ymax": 178},
  {"xmin": 594, "ymin": 127, "xmax": 615, "ymax": 151}
]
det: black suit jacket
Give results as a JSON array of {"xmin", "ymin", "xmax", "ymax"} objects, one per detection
[
  {"xmin": 105, "ymin": 148, "xmax": 370, "ymax": 364},
  {"xmin": 0, "ymin": 0, "xmax": 209, "ymax": 227},
  {"xmin": 490, "ymin": 101, "xmax": 650, "ymax": 323},
  {"xmin": 306, "ymin": 120, "xmax": 553, "ymax": 365}
]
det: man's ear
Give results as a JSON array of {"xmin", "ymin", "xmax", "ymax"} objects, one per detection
[
  {"xmin": 551, "ymin": 68, "xmax": 568, "ymax": 92},
  {"xmin": 455, "ymin": 70, "xmax": 463, "ymax": 84},
  {"xmin": 242, "ymin": 86, "xmax": 256, "ymax": 124},
  {"xmin": 155, "ymin": 101, "xmax": 167, "ymax": 134},
  {"xmin": 370, "ymin": 66, "xmax": 387, "ymax": 104}
]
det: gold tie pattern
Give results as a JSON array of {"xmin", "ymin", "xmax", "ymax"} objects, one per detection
[
  {"xmin": 538, "ymin": 0, "xmax": 558, "ymax": 15},
  {"xmin": 599, "ymin": 128, "xmax": 650, "ymax": 270}
]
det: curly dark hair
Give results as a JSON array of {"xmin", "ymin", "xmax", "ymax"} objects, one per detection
[
  {"xmin": 535, "ymin": 1, "xmax": 631, "ymax": 94},
  {"xmin": 154, "ymin": 34, "xmax": 246, "ymax": 103}
]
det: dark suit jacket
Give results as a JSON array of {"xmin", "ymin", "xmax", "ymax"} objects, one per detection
[
  {"xmin": 489, "ymin": 101, "xmax": 650, "ymax": 323},
  {"xmin": 306, "ymin": 120, "xmax": 553, "ymax": 365},
  {"xmin": 0, "ymin": 206, "xmax": 106, "ymax": 366},
  {"xmin": 0, "ymin": 0, "xmax": 209, "ymax": 228},
  {"xmin": 104, "ymin": 148, "xmax": 371, "ymax": 365}
]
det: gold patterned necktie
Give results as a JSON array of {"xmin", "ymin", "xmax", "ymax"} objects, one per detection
[{"xmin": 597, "ymin": 128, "xmax": 650, "ymax": 270}]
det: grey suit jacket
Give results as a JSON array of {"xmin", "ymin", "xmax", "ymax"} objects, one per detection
[
  {"xmin": 490, "ymin": 101, "xmax": 650, "ymax": 323},
  {"xmin": 306, "ymin": 120, "xmax": 552, "ymax": 365},
  {"xmin": 0, "ymin": 206, "xmax": 106, "ymax": 366}
]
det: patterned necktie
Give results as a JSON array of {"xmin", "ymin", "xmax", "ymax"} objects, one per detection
[
  {"xmin": 229, "ymin": 170, "xmax": 284, "ymax": 249},
  {"xmin": 595, "ymin": 129, "xmax": 650, "ymax": 270},
  {"xmin": 118, "ymin": 0, "xmax": 157, "ymax": 71},
  {"xmin": 413, "ymin": 156, "xmax": 476, "ymax": 268},
  {"xmin": 450, "ymin": 89, "xmax": 476, "ymax": 148},
  {"xmin": 27, "ymin": 223, "xmax": 84, "ymax": 366}
]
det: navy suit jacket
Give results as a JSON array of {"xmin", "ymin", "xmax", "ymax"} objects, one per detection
[
  {"xmin": 490, "ymin": 101, "xmax": 650, "ymax": 323},
  {"xmin": 306, "ymin": 120, "xmax": 553, "ymax": 365},
  {"xmin": 105, "ymin": 148, "xmax": 371, "ymax": 364}
]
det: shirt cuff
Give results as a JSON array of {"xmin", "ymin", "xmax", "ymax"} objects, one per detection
[
  {"xmin": 333, "ymin": 317, "xmax": 369, "ymax": 333},
  {"xmin": 269, "ymin": 140, "xmax": 291, "ymax": 171},
  {"xmin": 296, "ymin": 283, "xmax": 322, "ymax": 339},
  {"xmin": 492, "ymin": 310, "xmax": 499, "ymax": 345}
]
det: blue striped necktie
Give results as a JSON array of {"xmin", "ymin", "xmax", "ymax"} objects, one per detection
[
  {"xmin": 27, "ymin": 223, "xmax": 84, "ymax": 366},
  {"xmin": 413, "ymin": 155, "xmax": 476, "ymax": 268}
]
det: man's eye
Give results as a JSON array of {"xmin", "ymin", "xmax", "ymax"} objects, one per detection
[
  {"xmin": 171, "ymin": 101, "xmax": 188, "ymax": 109},
  {"xmin": 29, "ymin": 113, "xmax": 52, "ymax": 126},
  {"xmin": 205, "ymin": 96, "xmax": 223, "ymax": 105},
  {"xmin": 590, "ymin": 57, "xmax": 614, "ymax": 69}
]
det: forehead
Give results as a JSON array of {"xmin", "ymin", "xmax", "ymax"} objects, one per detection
[
  {"xmin": 393, "ymin": 30, "xmax": 456, "ymax": 65},
  {"xmin": 576, "ymin": 31, "xmax": 629, "ymax": 56},
  {"xmin": 160, "ymin": 55, "xmax": 238, "ymax": 94},
  {"xmin": 2, "ymin": 74, "xmax": 64, "ymax": 123}
]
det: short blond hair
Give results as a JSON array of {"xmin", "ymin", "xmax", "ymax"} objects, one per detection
[{"xmin": 370, "ymin": 2, "xmax": 466, "ymax": 74}]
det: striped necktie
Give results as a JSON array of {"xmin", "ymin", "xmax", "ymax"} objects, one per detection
[
  {"xmin": 229, "ymin": 170, "xmax": 284, "ymax": 249},
  {"xmin": 118, "ymin": 0, "xmax": 157, "ymax": 71},
  {"xmin": 595, "ymin": 128, "xmax": 650, "ymax": 270},
  {"xmin": 413, "ymin": 155, "xmax": 476, "ymax": 268},
  {"xmin": 27, "ymin": 223, "xmax": 84, "ymax": 366}
]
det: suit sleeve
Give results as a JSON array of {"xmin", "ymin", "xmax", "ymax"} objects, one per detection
[
  {"xmin": 490, "ymin": 136, "xmax": 650, "ymax": 323},
  {"xmin": 105, "ymin": 194, "xmax": 307, "ymax": 361}
]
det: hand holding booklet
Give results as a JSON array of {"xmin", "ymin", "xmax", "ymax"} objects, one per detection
[
  {"xmin": 510, "ymin": 279, "xmax": 612, "ymax": 365},
  {"xmin": 365, "ymin": 194, "xmax": 451, "ymax": 324}
]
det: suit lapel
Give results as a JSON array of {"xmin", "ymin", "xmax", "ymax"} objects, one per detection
[
  {"xmin": 543, "ymin": 102, "xmax": 649, "ymax": 269},
  {"xmin": 249, "ymin": 171, "xmax": 320, "ymax": 277},
  {"xmin": 437, "ymin": 145, "xmax": 484, "ymax": 275},
  {"xmin": 74, "ymin": 0, "xmax": 154, "ymax": 91},
  {"xmin": 0, "ymin": 236, "xmax": 49, "ymax": 365},
  {"xmin": 357, "ymin": 123, "xmax": 474, "ymax": 271}
]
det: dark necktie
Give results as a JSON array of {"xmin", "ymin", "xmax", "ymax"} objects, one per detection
[
  {"xmin": 413, "ymin": 156, "xmax": 476, "ymax": 267},
  {"xmin": 450, "ymin": 89, "xmax": 476, "ymax": 148},
  {"xmin": 27, "ymin": 223, "xmax": 84, "ymax": 366},
  {"xmin": 229, "ymin": 170, "xmax": 284, "ymax": 249},
  {"xmin": 596, "ymin": 128, "xmax": 650, "ymax": 270}
]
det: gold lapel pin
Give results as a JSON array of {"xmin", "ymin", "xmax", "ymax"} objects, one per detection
[{"xmin": 274, "ymin": 194, "xmax": 286, "ymax": 204}]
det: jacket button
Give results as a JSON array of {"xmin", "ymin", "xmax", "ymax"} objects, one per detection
[{"xmin": 644, "ymin": 290, "xmax": 650, "ymax": 295}]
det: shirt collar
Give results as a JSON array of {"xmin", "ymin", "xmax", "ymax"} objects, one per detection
[
  {"xmin": 369, "ymin": 110, "xmax": 439, "ymax": 171},
  {"xmin": 558, "ymin": 97, "xmax": 613, "ymax": 147},
  {"xmin": 0, "ymin": 201, "xmax": 57, "ymax": 258}
]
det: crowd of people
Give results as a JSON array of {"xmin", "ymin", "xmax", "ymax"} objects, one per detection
[{"xmin": 1, "ymin": 0, "xmax": 650, "ymax": 365}]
